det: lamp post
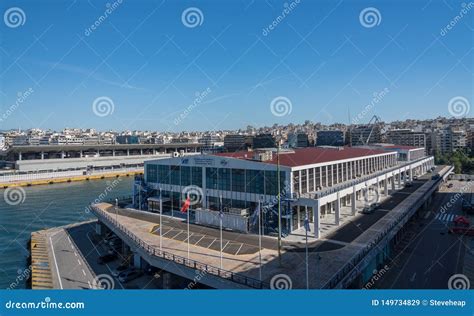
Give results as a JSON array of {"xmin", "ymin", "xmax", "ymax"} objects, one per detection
[
  {"xmin": 258, "ymin": 197, "xmax": 263, "ymax": 281},
  {"xmin": 159, "ymin": 187, "xmax": 163, "ymax": 251},
  {"xmin": 219, "ymin": 195, "xmax": 223, "ymax": 270},
  {"xmin": 115, "ymin": 198, "xmax": 118, "ymax": 222},
  {"xmin": 276, "ymin": 135, "xmax": 282, "ymax": 266}
]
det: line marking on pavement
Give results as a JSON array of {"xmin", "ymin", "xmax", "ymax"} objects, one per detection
[
  {"xmin": 82, "ymin": 269, "xmax": 86, "ymax": 277},
  {"xmin": 184, "ymin": 233, "xmax": 194, "ymax": 242},
  {"xmin": 77, "ymin": 259, "xmax": 82, "ymax": 266},
  {"xmin": 222, "ymin": 241, "xmax": 230, "ymax": 251},
  {"xmin": 196, "ymin": 235, "xmax": 205, "ymax": 245},
  {"xmin": 49, "ymin": 235, "xmax": 63, "ymax": 289},
  {"xmin": 235, "ymin": 243, "xmax": 244, "ymax": 255},
  {"xmin": 207, "ymin": 238, "xmax": 217, "ymax": 249},
  {"xmin": 410, "ymin": 272, "xmax": 417, "ymax": 282}
]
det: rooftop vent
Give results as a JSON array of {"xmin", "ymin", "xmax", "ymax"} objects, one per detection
[{"xmin": 253, "ymin": 150, "xmax": 273, "ymax": 161}]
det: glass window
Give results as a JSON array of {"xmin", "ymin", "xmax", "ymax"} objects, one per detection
[
  {"xmin": 146, "ymin": 164, "xmax": 157, "ymax": 183},
  {"xmin": 301, "ymin": 170, "xmax": 307, "ymax": 193},
  {"xmin": 308, "ymin": 168, "xmax": 314, "ymax": 192},
  {"xmin": 315, "ymin": 167, "xmax": 321, "ymax": 188},
  {"xmin": 170, "ymin": 165, "xmax": 180, "ymax": 185},
  {"xmin": 246, "ymin": 169, "xmax": 264, "ymax": 194},
  {"xmin": 293, "ymin": 171, "xmax": 300, "ymax": 193},
  {"xmin": 206, "ymin": 167, "xmax": 218, "ymax": 190},
  {"xmin": 266, "ymin": 171, "xmax": 286, "ymax": 196},
  {"xmin": 157, "ymin": 165, "xmax": 170, "ymax": 184},
  {"xmin": 321, "ymin": 166, "xmax": 326, "ymax": 187},
  {"xmin": 231, "ymin": 169, "xmax": 245, "ymax": 193},
  {"xmin": 218, "ymin": 168, "xmax": 231, "ymax": 191},
  {"xmin": 191, "ymin": 167, "xmax": 202, "ymax": 187},
  {"xmin": 181, "ymin": 166, "xmax": 191, "ymax": 186}
]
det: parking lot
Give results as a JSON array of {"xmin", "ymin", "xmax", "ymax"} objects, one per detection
[{"xmin": 67, "ymin": 223, "xmax": 164, "ymax": 289}]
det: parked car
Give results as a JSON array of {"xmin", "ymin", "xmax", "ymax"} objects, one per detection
[
  {"xmin": 144, "ymin": 265, "xmax": 161, "ymax": 276},
  {"xmin": 112, "ymin": 264, "xmax": 129, "ymax": 277},
  {"xmin": 109, "ymin": 239, "xmax": 122, "ymax": 248},
  {"xmin": 97, "ymin": 253, "xmax": 117, "ymax": 265},
  {"xmin": 413, "ymin": 175, "xmax": 418, "ymax": 180},
  {"xmin": 118, "ymin": 269, "xmax": 143, "ymax": 283},
  {"xmin": 448, "ymin": 183, "xmax": 454, "ymax": 188},
  {"xmin": 360, "ymin": 205, "xmax": 375, "ymax": 214}
]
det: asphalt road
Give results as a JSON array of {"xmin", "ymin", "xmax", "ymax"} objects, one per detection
[
  {"xmin": 325, "ymin": 178, "xmax": 428, "ymax": 244},
  {"xmin": 374, "ymin": 180, "xmax": 469, "ymax": 289},
  {"xmin": 49, "ymin": 229, "xmax": 95, "ymax": 289}
]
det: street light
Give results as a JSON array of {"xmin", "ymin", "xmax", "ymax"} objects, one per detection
[
  {"xmin": 159, "ymin": 187, "xmax": 163, "ymax": 251},
  {"xmin": 115, "ymin": 198, "xmax": 118, "ymax": 222},
  {"xmin": 276, "ymin": 135, "xmax": 282, "ymax": 266}
]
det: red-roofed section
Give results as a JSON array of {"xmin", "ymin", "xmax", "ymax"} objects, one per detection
[{"xmin": 216, "ymin": 147, "xmax": 393, "ymax": 167}]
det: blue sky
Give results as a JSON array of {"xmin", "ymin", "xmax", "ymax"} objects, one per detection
[{"xmin": 0, "ymin": 0, "xmax": 472, "ymax": 132}]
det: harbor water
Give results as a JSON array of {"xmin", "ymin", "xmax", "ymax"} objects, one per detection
[{"xmin": 0, "ymin": 177, "xmax": 133, "ymax": 289}]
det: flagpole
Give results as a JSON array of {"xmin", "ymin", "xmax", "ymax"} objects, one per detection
[
  {"xmin": 219, "ymin": 194, "xmax": 223, "ymax": 270},
  {"xmin": 159, "ymin": 187, "xmax": 162, "ymax": 251},
  {"xmin": 258, "ymin": 199, "xmax": 262, "ymax": 282},
  {"xmin": 187, "ymin": 203, "xmax": 190, "ymax": 260},
  {"xmin": 277, "ymin": 138, "xmax": 282, "ymax": 267},
  {"xmin": 305, "ymin": 207, "xmax": 309, "ymax": 290}
]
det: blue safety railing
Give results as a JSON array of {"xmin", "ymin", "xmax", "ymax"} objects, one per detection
[{"xmin": 90, "ymin": 204, "xmax": 269, "ymax": 289}]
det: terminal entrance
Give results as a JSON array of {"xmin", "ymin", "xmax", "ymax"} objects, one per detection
[{"xmin": 291, "ymin": 205, "xmax": 314, "ymax": 232}]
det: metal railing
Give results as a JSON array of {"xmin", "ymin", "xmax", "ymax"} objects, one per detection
[
  {"xmin": 0, "ymin": 167, "xmax": 143, "ymax": 183},
  {"xmin": 297, "ymin": 156, "xmax": 432, "ymax": 200},
  {"xmin": 320, "ymin": 171, "xmax": 444, "ymax": 289},
  {"xmin": 90, "ymin": 204, "xmax": 268, "ymax": 289}
]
